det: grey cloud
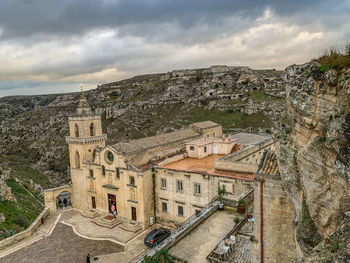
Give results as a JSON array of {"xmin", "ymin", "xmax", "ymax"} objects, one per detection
[{"xmin": 0, "ymin": 0, "xmax": 345, "ymax": 40}]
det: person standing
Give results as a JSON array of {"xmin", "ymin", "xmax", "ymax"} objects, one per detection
[
  {"xmin": 111, "ymin": 202, "xmax": 117, "ymax": 218},
  {"xmin": 63, "ymin": 197, "xmax": 67, "ymax": 207},
  {"xmin": 86, "ymin": 253, "xmax": 91, "ymax": 263}
]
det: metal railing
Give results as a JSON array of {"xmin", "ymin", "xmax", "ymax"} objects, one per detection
[{"xmin": 130, "ymin": 198, "xmax": 219, "ymax": 263}]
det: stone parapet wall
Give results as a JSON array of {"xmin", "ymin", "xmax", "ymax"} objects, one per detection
[
  {"xmin": 252, "ymin": 177, "xmax": 298, "ymax": 263},
  {"xmin": 0, "ymin": 208, "xmax": 49, "ymax": 250}
]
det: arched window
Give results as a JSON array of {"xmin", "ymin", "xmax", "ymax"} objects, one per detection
[
  {"xmin": 74, "ymin": 124, "xmax": 79, "ymax": 137},
  {"xmin": 92, "ymin": 149, "xmax": 97, "ymax": 162},
  {"xmin": 74, "ymin": 151, "xmax": 80, "ymax": 168},
  {"xmin": 90, "ymin": 123, "xmax": 95, "ymax": 136}
]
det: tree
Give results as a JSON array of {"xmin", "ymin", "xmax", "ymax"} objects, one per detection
[
  {"xmin": 217, "ymin": 184, "xmax": 226, "ymax": 202},
  {"xmin": 142, "ymin": 248, "xmax": 174, "ymax": 263}
]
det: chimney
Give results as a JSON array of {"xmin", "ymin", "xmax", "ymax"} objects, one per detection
[
  {"xmin": 222, "ymin": 133, "xmax": 225, "ymax": 141},
  {"xmin": 228, "ymin": 133, "xmax": 232, "ymax": 141}
]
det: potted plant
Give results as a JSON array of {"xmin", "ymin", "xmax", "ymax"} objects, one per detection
[
  {"xmin": 237, "ymin": 198, "xmax": 246, "ymax": 214},
  {"xmin": 217, "ymin": 185, "xmax": 226, "ymax": 210}
]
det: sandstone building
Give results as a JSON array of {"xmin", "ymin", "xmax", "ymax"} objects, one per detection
[{"xmin": 45, "ymin": 93, "xmax": 274, "ymax": 230}]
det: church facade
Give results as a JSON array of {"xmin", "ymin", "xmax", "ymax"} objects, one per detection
[{"xmin": 45, "ymin": 93, "xmax": 274, "ymax": 229}]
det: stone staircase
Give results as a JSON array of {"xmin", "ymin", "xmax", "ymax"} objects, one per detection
[
  {"xmin": 119, "ymin": 220, "xmax": 142, "ymax": 233},
  {"xmin": 80, "ymin": 210, "xmax": 100, "ymax": 219},
  {"xmin": 92, "ymin": 215, "xmax": 122, "ymax": 229}
]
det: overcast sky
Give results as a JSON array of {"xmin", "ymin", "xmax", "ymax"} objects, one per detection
[{"xmin": 0, "ymin": 0, "xmax": 349, "ymax": 97}]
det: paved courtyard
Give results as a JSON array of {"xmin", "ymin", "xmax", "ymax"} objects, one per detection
[
  {"xmin": 169, "ymin": 209, "xmax": 238, "ymax": 263},
  {"xmin": 0, "ymin": 223, "xmax": 124, "ymax": 263},
  {"xmin": 0, "ymin": 209, "xmax": 158, "ymax": 263}
]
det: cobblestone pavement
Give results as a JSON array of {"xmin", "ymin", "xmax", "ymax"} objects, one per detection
[
  {"xmin": 230, "ymin": 235, "xmax": 252, "ymax": 263},
  {"xmin": 0, "ymin": 223, "xmax": 124, "ymax": 263}
]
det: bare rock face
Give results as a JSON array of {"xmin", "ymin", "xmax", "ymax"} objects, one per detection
[
  {"xmin": 277, "ymin": 62, "xmax": 350, "ymax": 255},
  {"xmin": 293, "ymin": 212, "xmax": 350, "ymax": 263}
]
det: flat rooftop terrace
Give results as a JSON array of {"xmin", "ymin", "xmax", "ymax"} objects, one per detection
[
  {"xmin": 159, "ymin": 154, "xmax": 253, "ymax": 181},
  {"xmin": 231, "ymin": 132, "xmax": 271, "ymax": 146}
]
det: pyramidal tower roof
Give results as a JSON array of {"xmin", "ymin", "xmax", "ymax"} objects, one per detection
[{"xmin": 76, "ymin": 91, "xmax": 93, "ymax": 115}]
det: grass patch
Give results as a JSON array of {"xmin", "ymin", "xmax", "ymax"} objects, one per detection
[
  {"xmin": 184, "ymin": 107, "xmax": 273, "ymax": 129},
  {"xmin": 0, "ymin": 179, "xmax": 43, "ymax": 240},
  {"xmin": 317, "ymin": 43, "xmax": 350, "ymax": 72},
  {"xmin": 11, "ymin": 166, "xmax": 48, "ymax": 189},
  {"xmin": 251, "ymin": 90, "xmax": 283, "ymax": 102}
]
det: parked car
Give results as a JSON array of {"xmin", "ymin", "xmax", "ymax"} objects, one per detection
[{"xmin": 144, "ymin": 228, "xmax": 171, "ymax": 247}]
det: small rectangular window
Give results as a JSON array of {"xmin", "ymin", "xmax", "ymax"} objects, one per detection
[
  {"xmin": 177, "ymin": 180, "xmax": 183, "ymax": 191},
  {"xmin": 207, "ymin": 134, "xmax": 210, "ymax": 138},
  {"xmin": 213, "ymin": 133, "xmax": 215, "ymax": 137},
  {"xmin": 89, "ymin": 169, "xmax": 94, "ymax": 177},
  {"xmin": 178, "ymin": 206, "xmax": 184, "ymax": 216},
  {"xmin": 102, "ymin": 166, "xmax": 106, "ymax": 176},
  {"xmin": 190, "ymin": 146, "xmax": 194, "ymax": 151},
  {"xmin": 116, "ymin": 168, "xmax": 120, "ymax": 179},
  {"xmin": 161, "ymin": 178, "xmax": 167, "ymax": 189},
  {"xmin": 162, "ymin": 202, "xmax": 167, "ymax": 212},
  {"xmin": 204, "ymin": 146, "xmax": 207, "ymax": 153},
  {"xmin": 129, "ymin": 176, "xmax": 135, "ymax": 186},
  {"xmin": 194, "ymin": 183, "xmax": 201, "ymax": 194}
]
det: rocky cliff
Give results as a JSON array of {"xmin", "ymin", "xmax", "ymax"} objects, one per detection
[
  {"xmin": 276, "ymin": 62, "xmax": 350, "ymax": 259},
  {"xmin": 0, "ymin": 65, "xmax": 284, "ymax": 186}
]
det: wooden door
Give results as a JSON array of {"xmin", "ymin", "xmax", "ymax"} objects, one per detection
[
  {"xmin": 108, "ymin": 194, "xmax": 116, "ymax": 213},
  {"xmin": 92, "ymin": 196, "xmax": 96, "ymax": 209},
  {"xmin": 131, "ymin": 207, "xmax": 137, "ymax": 221}
]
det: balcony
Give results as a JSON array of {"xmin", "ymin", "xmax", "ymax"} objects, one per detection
[{"xmin": 66, "ymin": 134, "xmax": 107, "ymax": 144}]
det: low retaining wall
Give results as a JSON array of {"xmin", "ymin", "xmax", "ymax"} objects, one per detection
[
  {"xmin": 0, "ymin": 208, "xmax": 49, "ymax": 250},
  {"xmin": 223, "ymin": 189, "xmax": 254, "ymax": 210},
  {"xmin": 206, "ymin": 217, "xmax": 248, "ymax": 263}
]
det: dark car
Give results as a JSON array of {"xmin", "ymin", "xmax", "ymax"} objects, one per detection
[{"xmin": 144, "ymin": 228, "xmax": 171, "ymax": 247}]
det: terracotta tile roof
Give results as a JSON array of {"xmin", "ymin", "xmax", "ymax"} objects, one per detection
[
  {"xmin": 257, "ymin": 150, "xmax": 280, "ymax": 176},
  {"xmin": 159, "ymin": 154, "xmax": 253, "ymax": 181},
  {"xmin": 112, "ymin": 128, "xmax": 200, "ymax": 155}
]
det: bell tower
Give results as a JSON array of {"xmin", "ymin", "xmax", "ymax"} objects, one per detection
[{"xmin": 66, "ymin": 91, "xmax": 107, "ymax": 210}]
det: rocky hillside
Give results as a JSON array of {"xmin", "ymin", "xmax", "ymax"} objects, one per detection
[
  {"xmin": 276, "ymin": 61, "xmax": 350, "ymax": 260},
  {"xmin": 0, "ymin": 65, "xmax": 284, "ymax": 187}
]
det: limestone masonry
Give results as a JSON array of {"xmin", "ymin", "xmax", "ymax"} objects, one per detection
[{"xmin": 44, "ymin": 92, "xmax": 274, "ymax": 232}]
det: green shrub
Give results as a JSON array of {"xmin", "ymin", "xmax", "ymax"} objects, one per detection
[
  {"xmin": 234, "ymin": 217, "xmax": 240, "ymax": 224},
  {"xmin": 13, "ymin": 214, "xmax": 29, "ymax": 227},
  {"xmin": 238, "ymin": 199, "xmax": 245, "ymax": 205},
  {"xmin": 317, "ymin": 43, "xmax": 350, "ymax": 72}
]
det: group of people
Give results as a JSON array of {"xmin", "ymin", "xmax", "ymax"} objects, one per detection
[{"xmin": 57, "ymin": 197, "xmax": 70, "ymax": 209}]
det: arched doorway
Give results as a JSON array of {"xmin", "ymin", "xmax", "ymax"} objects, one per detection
[{"xmin": 56, "ymin": 191, "xmax": 72, "ymax": 210}]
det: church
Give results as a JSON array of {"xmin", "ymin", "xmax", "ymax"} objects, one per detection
[{"xmin": 45, "ymin": 92, "xmax": 274, "ymax": 229}]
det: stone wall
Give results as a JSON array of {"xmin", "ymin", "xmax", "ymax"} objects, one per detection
[
  {"xmin": 44, "ymin": 185, "xmax": 72, "ymax": 214},
  {"xmin": 252, "ymin": 176, "xmax": 298, "ymax": 263},
  {"xmin": 0, "ymin": 208, "xmax": 49, "ymax": 250},
  {"xmin": 215, "ymin": 138, "xmax": 274, "ymax": 173}
]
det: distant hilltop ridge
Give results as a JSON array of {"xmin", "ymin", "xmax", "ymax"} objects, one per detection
[{"xmin": 0, "ymin": 64, "xmax": 284, "ymax": 187}]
